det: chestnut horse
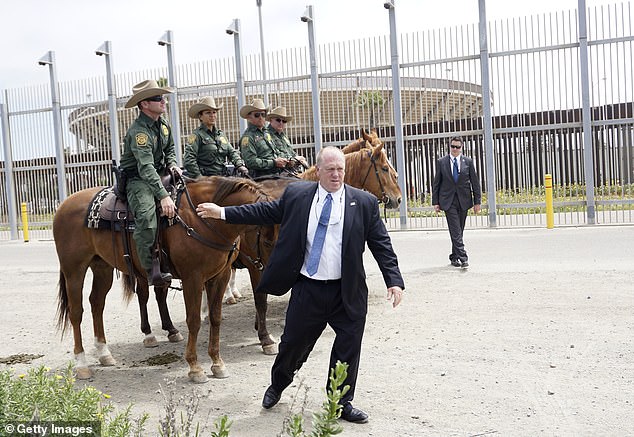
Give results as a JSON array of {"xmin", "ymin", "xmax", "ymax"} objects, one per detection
[
  {"xmin": 54, "ymin": 176, "xmax": 270, "ymax": 382},
  {"xmin": 341, "ymin": 129, "xmax": 383, "ymax": 154},
  {"xmin": 301, "ymin": 142, "xmax": 401, "ymax": 209}
]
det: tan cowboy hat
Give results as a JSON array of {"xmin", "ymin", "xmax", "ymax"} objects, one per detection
[
  {"xmin": 125, "ymin": 79, "xmax": 174, "ymax": 108},
  {"xmin": 187, "ymin": 96, "xmax": 224, "ymax": 118},
  {"xmin": 266, "ymin": 106, "xmax": 293, "ymax": 123},
  {"xmin": 239, "ymin": 98, "xmax": 269, "ymax": 119}
]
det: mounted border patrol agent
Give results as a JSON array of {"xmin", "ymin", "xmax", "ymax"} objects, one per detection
[
  {"xmin": 184, "ymin": 96, "xmax": 248, "ymax": 178},
  {"xmin": 266, "ymin": 106, "xmax": 309, "ymax": 171},
  {"xmin": 239, "ymin": 98, "xmax": 290, "ymax": 178},
  {"xmin": 119, "ymin": 79, "xmax": 183, "ymax": 286}
]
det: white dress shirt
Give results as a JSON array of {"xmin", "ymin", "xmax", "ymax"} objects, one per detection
[{"xmin": 300, "ymin": 184, "xmax": 345, "ymax": 280}]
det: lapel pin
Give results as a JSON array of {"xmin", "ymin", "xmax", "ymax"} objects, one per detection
[{"xmin": 350, "ymin": 201, "xmax": 356, "ymax": 206}]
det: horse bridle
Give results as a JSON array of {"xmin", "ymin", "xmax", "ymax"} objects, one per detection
[
  {"xmin": 175, "ymin": 179, "xmax": 272, "ymax": 271},
  {"xmin": 360, "ymin": 149, "xmax": 390, "ymax": 205}
]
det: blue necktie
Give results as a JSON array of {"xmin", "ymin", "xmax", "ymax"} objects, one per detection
[
  {"xmin": 306, "ymin": 193, "xmax": 332, "ymax": 276},
  {"xmin": 452, "ymin": 157, "xmax": 459, "ymax": 183}
]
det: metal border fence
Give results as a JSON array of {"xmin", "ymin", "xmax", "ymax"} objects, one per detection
[{"xmin": 1, "ymin": 0, "xmax": 633, "ymax": 241}]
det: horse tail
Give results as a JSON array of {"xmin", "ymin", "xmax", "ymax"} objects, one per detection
[
  {"xmin": 56, "ymin": 271, "xmax": 70, "ymax": 335},
  {"xmin": 121, "ymin": 272, "xmax": 136, "ymax": 305}
]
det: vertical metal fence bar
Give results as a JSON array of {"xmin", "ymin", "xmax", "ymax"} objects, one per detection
[
  {"xmin": 386, "ymin": 0, "xmax": 408, "ymax": 228},
  {"xmin": 1, "ymin": 100, "xmax": 19, "ymax": 239},
  {"xmin": 39, "ymin": 51, "xmax": 68, "ymax": 202},
  {"xmin": 579, "ymin": 0, "xmax": 596, "ymax": 224},
  {"xmin": 479, "ymin": 0, "xmax": 497, "ymax": 227}
]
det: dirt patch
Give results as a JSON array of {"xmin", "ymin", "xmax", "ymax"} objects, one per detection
[{"xmin": 0, "ymin": 353, "xmax": 44, "ymax": 365}]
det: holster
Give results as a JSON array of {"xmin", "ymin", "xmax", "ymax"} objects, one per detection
[{"xmin": 112, "ymin": 162, "xmax": 128, "ymax": 201}]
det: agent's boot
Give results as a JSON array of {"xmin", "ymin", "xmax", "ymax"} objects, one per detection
[{"xmin": 147, "ymin": 255, "xmax": 172, "ymax": 287}]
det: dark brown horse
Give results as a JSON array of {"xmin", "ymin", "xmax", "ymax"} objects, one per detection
[{"xmin": 54, "ymin": 176, "xmax": 270, "ymax": 382}]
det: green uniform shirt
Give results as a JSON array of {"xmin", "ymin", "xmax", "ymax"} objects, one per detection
[
  {"xmin": 268, "ymin": 128, "xmax": 296, "ymax": 159},
  {"xmin": 239, "ymin": 123, "xmax": 281, "ymax": 177},
  {"xmin": 120, "ymin": 112, "xmax": 176, "ymax": 200},
  {"xmin": 184, "ymin": 124, "xmax": 244, "ymax": 178}
]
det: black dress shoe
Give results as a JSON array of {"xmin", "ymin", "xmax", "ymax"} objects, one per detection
[
  {"xmin": 262, "ymin": 386, "xmax": 281, "ymax": 409},
  {"xmin": 451, "ymin": 260, "xmax": 461, "ymax": 267},
  {"xmin": 461, "ymin": 261, "xmax": 469, "ymax": 268},
  {"xmin": 340, "ymin": 403, "xmax": 368, "ymax": 423}
]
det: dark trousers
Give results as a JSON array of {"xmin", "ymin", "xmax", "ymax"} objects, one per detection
[
  {"xmin": 270, "ymin": 276, "xmax": 366, "ymax": 405},
  {"xmin": 445, "ymin": 194, "xmax": 469, "ymax": 262}
]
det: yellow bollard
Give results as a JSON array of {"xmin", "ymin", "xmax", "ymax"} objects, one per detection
[
  {"xmin": 545, "ymin": 174, "xmax": 554, "ymax": 229},
  {"xmin": 21, "ymin": 202, "xmax": 30, "ymax": 242}
]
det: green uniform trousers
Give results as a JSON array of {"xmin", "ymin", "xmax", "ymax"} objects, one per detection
[{"xmin": 126, "ymin": 178, "xmax": 159, "ymax": 270}]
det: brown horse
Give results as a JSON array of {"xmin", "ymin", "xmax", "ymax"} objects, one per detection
[
  {"xmin": 341, "ymin": 129, "xmax": 383, "ymax": 154},
  {"xmin": 301, "ymin": 142, "xmax": 401, "ymax": 209},
  {"xmin": 54, "ymin": 176, "xmax": 270, "ymax": 382}
]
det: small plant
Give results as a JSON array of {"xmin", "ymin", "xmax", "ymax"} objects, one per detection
[
  {"xmin": 209, "ymin": 415, "xmax": 232, "ymax": 437},
  {"xmin": 0, "ymin": 364, "xmax": 148, "ymax": 437},
  {"xmin": 157, "ymin": 379, "xmax": 201, "ymax": 437},
  {"xmin": 284, "ymin": 361, "xmax": 349, "ymax": 437}
]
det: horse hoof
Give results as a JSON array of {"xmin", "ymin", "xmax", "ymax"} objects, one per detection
[
  {"xmin": 143, "ymin": 336, "xmax": 159, "ymax": 348},
  {"xmin": 262, "ymin": 344, "xmax": 278, "ymax": 355},
  {"xmin": 99, "ymin": 355, "xmax": 116, "ymax": 366},
  {"xmin": 188, "ymin": 371, "xmax": 208, "ymax": 384},
  {"xmin": 168, "ymin": 332, "xmax": 184, "ymax": 342},
  {"xmin": 225, "ymin": 296, "xmax": 237, "ymax": 305},
  {"xmin": 75, "ymin": 366, "xmax": 93, "ymax": 380},
  {"xmin": 231, "ymin": 290, "xmax": 243, "ymax": 299},
  {"xmin": 211, "ymin": 365, "xmax": 229, "ymax": 379}
]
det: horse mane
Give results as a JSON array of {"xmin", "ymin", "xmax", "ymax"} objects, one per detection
[
  {"xmin": 342, "ymin": 138, "xmax": 368, "ymax": 154},
  {"xmin": 344, "ymin": 147, "xmax": 369, "ymax": 179},
  {"xmin": 191, "ymin": 176, "xmax": 272, "ymax": 204}
]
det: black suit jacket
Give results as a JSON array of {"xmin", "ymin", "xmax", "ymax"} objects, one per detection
[
  {"xmin": 431, "ymin": 154, "xmax": 482, "ymax": 211},
  {"xmin": 225, "ymin": 181, "xmax": 405, "ymax": 320}
]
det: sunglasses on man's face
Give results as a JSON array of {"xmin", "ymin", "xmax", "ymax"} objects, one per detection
[
  {"xmin": 450, "ymin": 145, "xmax": 462, "ymax": 149},
  {"xmin": 251, "ymin": 112, "xmax": 266, "ymax": 118},
  {"xmin": 145, "ymin": 95, "xmax": 165, "ymax": 103},
  {"xmin": 274, "ymin": 118, "xmax": 287, "ymax": 124}
]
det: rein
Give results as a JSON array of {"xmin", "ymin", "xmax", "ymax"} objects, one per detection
[
  {"xmin": 360, "ymin": 150, "xmax": 389, "ymax": 205},
  {"xmin": 176, "ymin": 180, "xmax": 272, "ymax": 270},
  {"xmin": 359, "ymin": 150, "xmax": 390, "ymax": 221},
  {"xmin": 173, "ymin": 182, "xmax": 239, "ymax": 253}
]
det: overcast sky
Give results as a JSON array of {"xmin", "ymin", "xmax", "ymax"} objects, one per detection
[{"xmin": 0, "ymin": 0, "xmax": 619, "ymax": 95}]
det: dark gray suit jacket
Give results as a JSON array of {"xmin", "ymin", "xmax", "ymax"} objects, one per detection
[
  {"xmin": 225, "ymin": 181, "xmax": 404, "ymax": 320},
  {"xmin": 431, "ymin": 154, "xmax": 482, "ymax": 211}
]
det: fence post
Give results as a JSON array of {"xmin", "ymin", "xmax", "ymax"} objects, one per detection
[
  {"xmin": 384, "ymin": 0, "xmax": 408, "ymax": 229},
  {"xmin": 158, "ymin": 30, "xmax": 183, "ymax": 166},
  {"xmin": 545, "ymin": 174, "xmax": 554, "ymax": 229},
  {"xmin": 1, "ymin": 99, "xmax": 19, "ymax": 240},
  {"xmin": 38, "ymin": 50, "xmax": 67, "ymax": 201},
  {"xmin": 478, "ymin": 0, "xmax": 497, "ymax": 228},
  {"xmin": 96, "ymin": 41, "xmax": 120, "ymax": 165},
  {"xmin": 302, "ymin": 5, "xmax": 323, "ymax": 154},
  {"xmin": 227, "ymin": 19, "xmax": 247, "ymax": 134},
  {"xmin": 20, "ymin": 202, "xmax": 29, "ymax": 242},
  {"xmin": 578, "ymin": 0, "xmax": 596, "ymax": 225}
]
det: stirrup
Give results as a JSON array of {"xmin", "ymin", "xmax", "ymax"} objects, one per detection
[{"xmin": 147, "ymin": 268, "xmax": 172, "ymax": 287}]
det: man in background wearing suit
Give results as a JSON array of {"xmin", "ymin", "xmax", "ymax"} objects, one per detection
[
  {"xmin": 196, "ymin": 146, "xmax": 405, "ymax": 424},
  {"xmin": 432, "ymin": 136, "xmax": 482, "ymax": 268}
]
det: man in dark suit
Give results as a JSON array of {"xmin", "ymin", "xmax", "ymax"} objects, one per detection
[
  {"xmin": 432, "ymin": 136, "xmax": 482, "ymax": 268},
  {"xmin": 196, "ymin": 146, "xmax": 404, "ymax": 424}
]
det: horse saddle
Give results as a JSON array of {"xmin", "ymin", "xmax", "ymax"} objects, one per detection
[{"xmin": 86, "ymin": 187, "xmax": 135, "ymax": 231}]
